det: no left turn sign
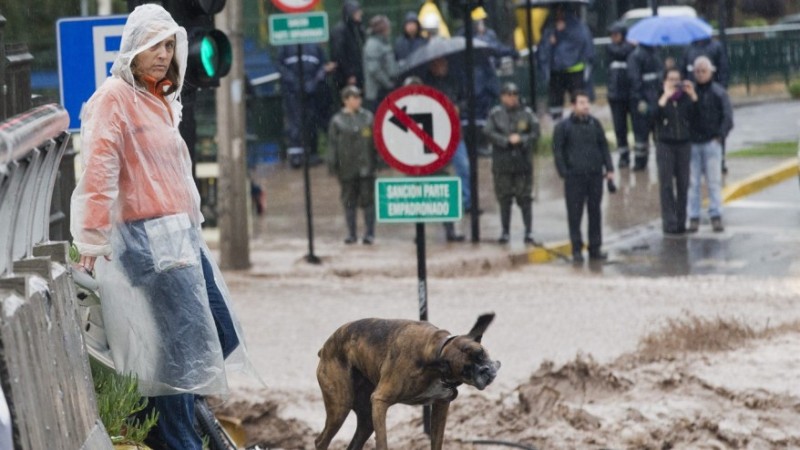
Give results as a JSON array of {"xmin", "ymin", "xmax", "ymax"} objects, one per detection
[{"xmin": 373, "ymin": 85, "xmax": 461, "ymax": 176}]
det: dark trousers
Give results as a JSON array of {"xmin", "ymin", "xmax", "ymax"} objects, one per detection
[
  {"xmin": 547, "ymin": 70, "xmax": 585, "ymax": 119},
  {"xmin": 609, "ymin": 99, "xmax": 631, "ymax": 150},
  {"xmin": 631, "ymin": 100, "xmax": 654, "ymax": 149},
  {"xmin": 564, "ymin": 174, "xmax": 604, "ymax": 254},
  {"xmin": 656, "ymin": 141, "xmax": 691, "ymax": 233}
]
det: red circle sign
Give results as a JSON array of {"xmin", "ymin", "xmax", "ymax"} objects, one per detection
[
  {"xmin": 373, "ymin": 85, "xmax": 461, "ymax": 176},
  {"xmin": 271, "ymin": 0, "xmax": 319, "ymax": 13}
]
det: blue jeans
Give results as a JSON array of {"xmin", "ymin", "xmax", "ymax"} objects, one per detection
[
  {"xmin": 687, "ymin": 140, "xmax": 723, "ymax": 220},
  {"xmin": 120, "ymin": 222, "xmax": 239, "ymax": 450},
  {"xmin": 453, "ymin": 140, "xmax": 471, "ymax": 208},
  {"xmin": 132, "ymin": 251, "xmax": 239, "ymax": 450}
]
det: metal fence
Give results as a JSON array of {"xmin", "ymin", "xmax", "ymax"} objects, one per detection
[{"xmin": 0, "ymin": 104, "xmax": 112, "ymax": 449}]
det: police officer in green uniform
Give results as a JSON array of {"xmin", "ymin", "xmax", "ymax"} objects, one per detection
[
  {"xmin": 483, "ymin": 82, "xmax": 540, "ymax": 244},
  {"xmin": 328, "ymin": 86, "xmax": 377, "ymax": 244}
]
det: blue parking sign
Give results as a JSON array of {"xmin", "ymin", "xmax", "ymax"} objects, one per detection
[{"xmin": 57, "ymin": 15, "xmax": 127, "ymax": 131}]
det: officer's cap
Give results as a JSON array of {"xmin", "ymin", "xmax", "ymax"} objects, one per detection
[
  {"xmin": 340, "ymin": 85, "xmax": 362, "ymax": 100},
  {"xmin": 501, "ymin": 82, "xmax": 519, "ymax": 95}
]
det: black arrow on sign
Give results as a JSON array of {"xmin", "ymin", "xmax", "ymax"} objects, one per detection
[{"xmin": 389, "ymin": 106, "xmax": 435, "ymax": 153}]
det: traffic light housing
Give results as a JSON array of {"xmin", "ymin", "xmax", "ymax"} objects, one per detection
[{"xmin": 164, "ymin": 0, "xmax": 232, "ymax": 88}]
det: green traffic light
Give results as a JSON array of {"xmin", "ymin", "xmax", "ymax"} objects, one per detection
[{"xmin": 200, "ymin": 35, "xmax": 218, "ymax": 77}]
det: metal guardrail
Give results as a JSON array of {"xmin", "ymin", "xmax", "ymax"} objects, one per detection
[{"xmin": 0, "ymin": 103, "xmax": 70, "ymax": 276}]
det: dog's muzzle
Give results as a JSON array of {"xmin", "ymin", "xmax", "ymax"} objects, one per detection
[{"xmin": 473, "ymin": 360, "xmax": 501, "ymax": 390}]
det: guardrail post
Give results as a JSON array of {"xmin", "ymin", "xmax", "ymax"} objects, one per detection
[{"xmin": 3, "ymin": 43, "xmax": 32, "ymax": 119}]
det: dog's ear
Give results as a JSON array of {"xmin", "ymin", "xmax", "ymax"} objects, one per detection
[{"xmin": 467, "ymin": 313, "xmax": 495, "ymax": 343}]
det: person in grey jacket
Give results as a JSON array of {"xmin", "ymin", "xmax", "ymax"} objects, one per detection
[
  {"xmin": 363, "ymin": 15, "xmax": 397, "ymax": 111},
  {"xmin": 484, "ymin": 82, "xmax": 540, "ymax": 245},
  {"xmin": 328, "ymin": 86, "xmax": 377, "ymax": 244},
  {"xmin": 553, "ymin": 92, "xmax": 614, "ymax": 262},
  {"xmin": 687, "ymin": 56, "xmax": 733, "ymax": 233}
]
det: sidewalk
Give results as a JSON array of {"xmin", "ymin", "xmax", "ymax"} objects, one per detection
[{"xmin": 211, "ymin": 99, "xmax": 798, "ymax": 276}]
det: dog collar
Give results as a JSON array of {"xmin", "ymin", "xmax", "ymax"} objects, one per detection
[
  {"xmin": 436, "ymin": 334, "xmax": 458, "ymax": 359},
  {"xmin": 436, "ymin": 335, "xmax": 463, "ymax": 389}
]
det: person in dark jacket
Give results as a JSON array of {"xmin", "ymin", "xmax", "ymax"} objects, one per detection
[
  {"xmin": 606, "ymin": 22, "xmax": 635, "ymax": 168},
  {"xmin": 627, "ymin": 43, "xmax": 663, "ymax": 171},
  {"xmin": 483, "ymin": 82, "xmax": 540, "ymax": 244},
  {"xmin": 687, "ymin": 56, "xmax": 733, "ymax": 233},
  {"xmin": 327, "ymin": 86, "xmax": 377, "ymax": 244},
  {"xmin": 330, "ymin": 0, "xmax": 365, "ymax": 91},
  {"xmin": 681, "ymin": 38, "xmax": 729, "ymax": 88},
  {"xmin": 394, "ymin": 11, "xmax": 426, "ymax": 63},
  {"xmin": 682, "ymin": 37, "xmax": 731, "ymax": 173},
  {"xmin": 537, "ymin": 5, "xmax": 594, "ymax": 121},
  {"xmin": 553, "ymin": 92, "xmax": 614, "ymax": 262},
  {"xmin": 276, "ymin": 43, "xmax": 332, "ymax": 168},
  {"xmin": 655, "ymin": 68, "xmax": 698, "ymax": 235}
]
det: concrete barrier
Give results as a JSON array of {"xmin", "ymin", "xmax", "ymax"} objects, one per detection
[{"xmin": 0, "ymin": 105, "xmax": 112, "ymax": 449}]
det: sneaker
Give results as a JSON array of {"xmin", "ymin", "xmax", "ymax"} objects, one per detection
[
  {"xmin": 572, "ymin": 251, "xmax": 584, "ymax": 263},
  {"xmin": 687, "ymin": 219, "xmax": 700, "ymax": 233},
  {"xmin": 344, "ymin": 236, "xmax": 357, "ymax": 245},
  {"xmin": 711, "ymin": 217, "xmax": 724, "ymax": 232},
  {"xmin": 618, "ymin": 153, "xmax": 630, "ymax": 169},
  {"xmin": 497, "ymin": 233, "xmax": 510, "ymax": 244},
  {"xmin": 362, "ymin": 235, "xmax": 374, "ymax": 245},
  {"xmin": 524, "ymin": 234, "xmax": 535, "ymax": 245}
]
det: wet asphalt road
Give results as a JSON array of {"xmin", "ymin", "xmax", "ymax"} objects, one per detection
[{"xmin": 601, "ymin": 176, "xmax": 800, "ymax": 277}]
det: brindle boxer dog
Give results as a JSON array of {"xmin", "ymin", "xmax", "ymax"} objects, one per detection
[{"xmin": 315, "ymin": 313, "xmax": 500, "ymax": 450}]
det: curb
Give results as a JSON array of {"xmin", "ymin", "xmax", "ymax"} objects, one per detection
[{"xmin": 522, "ymin": 157, "xmax": 799, "ymax": 264}]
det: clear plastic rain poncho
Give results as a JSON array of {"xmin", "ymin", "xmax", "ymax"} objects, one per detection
[{"xmin": 70, "ymin": 4, "xmax": 248, "ymax": 396}]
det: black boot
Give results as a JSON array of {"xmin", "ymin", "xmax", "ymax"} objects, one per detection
[
  {"xmin": 363, "ymin": 205, "xmax": 375, "ymax": 244},
  {"xmin": 521, "ymin": 201, "xmax": 533, "ymax": 244},
  {"xmin": 617, "ymin": 148, "xmax": 630, "ymax": 169},
  {"xmin": 344, "ymin": 207, "xmax": 357, "ymax": 244},
  {"xmin": 444, "ymin": 223, "xmax": 465, "ymax": 242},
  {"xmin": 498, "ymin": 201, "xmax": 512, "ymax": 244},
  {"xmin": 633, "ymin": 144, "xmax": 648, "ymax": 171}
]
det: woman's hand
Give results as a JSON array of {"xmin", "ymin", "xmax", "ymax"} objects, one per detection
[{"xmin": 79, "ymin": 254, "xmax": 111, "ymax": 274}]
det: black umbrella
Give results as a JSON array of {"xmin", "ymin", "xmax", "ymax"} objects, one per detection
[{"xmin": 397, "ymin": 36, "xmax": 492, "ymax": 80}]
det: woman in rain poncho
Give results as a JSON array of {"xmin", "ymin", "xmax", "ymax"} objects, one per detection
[{"xmin": 70, "ymin": 5, "xmax": 247, "ymax": 448}]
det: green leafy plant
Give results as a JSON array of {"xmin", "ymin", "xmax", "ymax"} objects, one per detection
[
  {"xmin": 788, "ymin": 79, "xmax": 800, "ymax": 99},
  {"xmin": 90, "ymin": 359, "xmax": 158, "ymax": 445}
]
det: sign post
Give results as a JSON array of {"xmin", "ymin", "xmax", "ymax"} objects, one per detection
[
  {"xmin": 373, "ymin": 85, "xmax": 461, "ymax": 435},
  {"xmin": 268, "ymin": 7, "xmax": 328, "ymax": 264}
]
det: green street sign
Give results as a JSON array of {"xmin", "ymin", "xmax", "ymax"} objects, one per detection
[
  {"xmin": 268, "ymin": 12, "xmax": 329, "ymax": 46},
  {"xmin": 376, "ymin": 177, "xmax": 462, "ymax": 223}
]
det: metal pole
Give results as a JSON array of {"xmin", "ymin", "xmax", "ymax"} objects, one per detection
[
  {"xmin": 525, "ymin": 0, "xmax": 537, "ymax": 112},
  {"xmin": 216, "ymin": 0, "xmax": 251, "ymax": 270},
  {"xmin": 650, "ymin": 0, "xmax": 658, "ymax": 16},
  {"xmin": 718, "ymin": 0, "xmax": 728, "ymax": 54},
  {"xmin": 416, "ymin": 222, "xmax": 430, "ymax": 434},
  {"xmin": 298, "ymin": 44, "xmax": 320, "ymax": 264},
  {"xmin": 464, "ymin": 0, "xmax": 480, "ymax": 242}
]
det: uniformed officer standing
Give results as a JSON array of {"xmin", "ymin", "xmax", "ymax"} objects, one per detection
[
  {"xmin": 483, "ymin": 82, "xmax": 540, "ymax": 244},
  {"xmin": 327, "ymin": 86, "xmax": 377, "ymax": 244},
  {"xmin": 627, "ymin": 43, "xmax": 663, "ymax": 171}
]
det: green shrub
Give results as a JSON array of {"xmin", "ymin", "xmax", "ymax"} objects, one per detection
[
  {"xmin": 90, "ymin": 359, "xmax": 158, "ymax": 445},
  {"xmin": 789, "ymin": 79, "xmax": 800, "ymax": 99}
]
